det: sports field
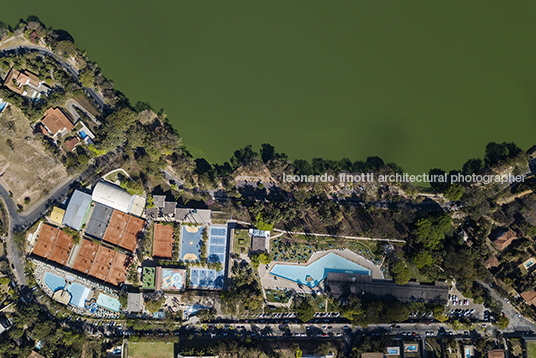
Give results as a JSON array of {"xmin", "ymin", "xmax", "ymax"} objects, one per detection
[{"xmin": 128, "ymin": 341, "xmax": 174, "ymax": 358}]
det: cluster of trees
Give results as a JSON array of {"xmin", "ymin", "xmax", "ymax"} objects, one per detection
[
  {"xmin": 220, "ymin": 261, "xmax": 263, "ymax": 316},
  {"xmin": 250, "ymin": 252, "xmax": 272, "ymax": 269},
  {"xmin": 428, "ymin": 141, "xmax": 525, "ymax": 201},
  {"xmin": 0, "ymin": 302, "xmax": 100, "ymax": 358}
]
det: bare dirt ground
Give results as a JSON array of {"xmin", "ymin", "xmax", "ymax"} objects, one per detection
[{"xmin": 0, "ymin": 105, "xmax": 69, "ymax": 208}]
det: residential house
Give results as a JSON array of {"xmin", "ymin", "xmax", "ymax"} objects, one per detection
[
  {"xmin": 521, "ymin": 290, "xmax": 536, "ymax": 306},
  {"xmin": 41, "ymin": 108, "xmax": 74, "ymax": 137},
  {"xmin": 3, "ymin": 68, "xmax": 50, "ymax": 98},
  {"xmin": 483, "ymin": 256, "xmax": 500, "ymax": 270},
  {"xmin": 487, "ymin": 350, "xmax": 505, "ymax": 358},
  {"xmin": 64, "ymin": 137, "xmax": 79, "ymax": 152},
  {"xmin": 493, "ymin": 229, "xmax": 516, "ymax": 251}
]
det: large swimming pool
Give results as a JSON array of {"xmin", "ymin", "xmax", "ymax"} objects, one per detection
[
  {"xmin": 43, "ymin": 272, "xmax": 90, "ymax": 308},
  {"xmin": 66, "ymin": 283, "xmax": 91, "ymax": 308},
  {"xmin": 44, "ymin": 272, "xmax": 66, "ymax": 292},
  {"xmin": 269, "ymin": 253, "xmax": 371, "ymax": 288}
]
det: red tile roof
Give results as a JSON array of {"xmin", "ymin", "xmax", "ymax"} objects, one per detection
[
  {"xmin": 64, "ymin": 137, "xmax": 79, "ymax": 152},
  {"xmin": 42, "ymin": 108, "xmax": 74, "ymax": 136}
]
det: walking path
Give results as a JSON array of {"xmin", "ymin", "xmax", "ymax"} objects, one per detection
[{"xmin": 271, "ymin": 228, "xmax": 406, "ymax": 243}]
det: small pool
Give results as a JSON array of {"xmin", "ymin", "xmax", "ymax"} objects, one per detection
[
  {"xmin": 407, "ymin": 345, "xmax": 418, "ymax": 352},
  {"xmin": 44, "ymin": 272, "xmax": 66, "ymax": 292},
  {"xmin": 465, "ymin": 348, "xmax": 472, "ymax": 358},
  {"xmin": 66, "ymin": 283, "xmax": 91, "ymax": 308},
  {"xmin": 0, "ymin": 102, "xmax": 7, "ymax": 115},
  {"xmin": 270, "ymin": 252, "xmax": 371, "ymax": 288},
  {"xmin": 79, "ymin": 130, "xmax": 88, "ymax": 139},
  {"xmin": 526, "ymin": 260, "xmax": 534, "ymax": 268}
]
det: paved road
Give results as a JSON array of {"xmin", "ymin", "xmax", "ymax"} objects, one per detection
[
  {"xmin": 65, "ymin": 98, "xmax": 100, "ymax": 125},
  {"xmin": 0, "ymin": 150, "xmax": 123, "ymax": 291},
  {"xmin": 0, "ymin": 44, "xmax": 108, "ymax": 111},
  {"xmin": 0, "ymin": 176, "xmax": 76, "ymax": 287},
  {"xmin": 479, "ymin": 281, "xmax": 536, "ymax": 331}
]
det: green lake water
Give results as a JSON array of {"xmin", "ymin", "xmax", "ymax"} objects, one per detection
[{"xmin": 2, "ymin": 1, "xmax": 536, "ymax": 174}]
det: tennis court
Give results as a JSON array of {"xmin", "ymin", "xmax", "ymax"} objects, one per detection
[
  {"xmin": 189, "ymin": 268, "xmax": 224, "ymax": 290},
  {"xmin": 208, "ymin": 226, "xmax": 227, "ymax": 264},
  {"xmin": 85, "ymin": 203, "xmax": 113, "ymax": 239}
]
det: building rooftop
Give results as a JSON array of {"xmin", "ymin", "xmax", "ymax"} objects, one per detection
[
  {"xmin": 153, "ymin": 195, "xmax": 166, "ymax": 208},
  {"xmin": 493, "ymin": 228, "xmax": 516, "ymax": 251},
  {"xmin": 64, "ymin": 137, "xmax": 79, "ymax": 152},
  {"xmin": 126, "ymin": 292, "xmax": 143, "ymax": 313},
  {"xmin": 42, "ymin": 107, "xmax": 74, "ymax": 136},
  {"xmin": 92, "ymin": 181, "xmax": 134, "ymax": 214},
  {"xmin": 483, "ymin": 256, "xmax": 500, "ymax": 269},
  {"xmin": 326, "ymin": 273, "xmax": 448, "ymax": 304},
  {"xmin": 175, "ymin": 208, "xmax": 211, "ymax": 225},
  {"xmin": 164, "ymin": 201, "xmax": 176, "ymax": 215},
  {"xmin": 62, "ymin": 189, "xmax": 92, "ymax": 231},
  {"xmin": 50, "ymin": 206, "xmax": 65, "ymax": 226},
  {"xmin": 487, "ymin": 350, "xmax": 505, "ymax": 358}
]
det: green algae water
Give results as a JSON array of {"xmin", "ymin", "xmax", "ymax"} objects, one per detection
[{"xmin": 2, "ymin": 1, "xmax": 536, "ymax": 174}]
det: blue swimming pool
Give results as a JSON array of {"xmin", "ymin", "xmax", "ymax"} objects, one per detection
[
  {"xmin": 44, "ymin": 272, "xmax": 66, "ymax": 292},
  {"xmin": 269, "ymin": 253, "xmax": 371, "ymax": 288},
  {"xmin": 0, "ymin": 102, "xmax": 7, "ymax": 115},
  {"xmin": 66, "ymin": 283, "xmax": 91, "ymax": 308},
  {"xmin": 79, "ymin": 130, "xmax": 88, "ymax": 139}
]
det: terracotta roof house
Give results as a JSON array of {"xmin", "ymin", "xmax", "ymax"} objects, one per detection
[
  {"xmin": 64, "ymin": 137, "xmax": 79, "ymax": 152},
  {"xmin": 521, "ymin": 290, "xmax": 536, "ymax": 306},
  {"xmin": 483, "ymin": 256, "xmax": 500, "ymax": 269},
  {"xmin": 487, "ymin": 350, "xmax": 505, "ymax": 358},
  {"xmin": 493, "ymin": 229, "xmax": 516, "ymax": 251},
  {"xmin": 3, "ymin": 68, "xmax": 50, "ymax": 97},
  {"xmin": 42, "ymin": 107, "xmax": 74, "ymax": 136}
]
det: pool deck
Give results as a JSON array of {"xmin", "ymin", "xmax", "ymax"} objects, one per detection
[{"xmin": 259, "ymin": 249, "xmax": 383, "ymax": 294}]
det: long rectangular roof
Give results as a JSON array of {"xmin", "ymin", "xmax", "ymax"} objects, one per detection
[
  {"xmin": 62, "ymin": 189, "xmax": 92, "ymax": 230},
  {"xmin": 92, "ymin": 181, "xmax": 134, "ymax": 214}
]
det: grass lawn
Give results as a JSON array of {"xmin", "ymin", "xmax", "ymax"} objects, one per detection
[
  {"xmin": 272, "ymin": 234, "xmax": 383, "ymax": 264},
  {"xmin": 265, "ymin": 289, "xmax": 291, "ymax": 303},
  {"xmin": 106, "ymin": 171, "xmax": 121, "ymax": 182},
  {"xmin": 73, "ymin": 94, "xmax": 101, "ymax": 117},
  {"xmin": 527, "ymin": 341, "xmax": 536, "ymax": 358},
  {"xmin": 233, "ymin": 229, "xmax": 251, "ymax": 254},
  {"xmin": 129, "ymin": 341, "xmax": 175, "ymax": 358}
]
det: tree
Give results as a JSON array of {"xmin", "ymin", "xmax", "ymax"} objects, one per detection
[
  {"xmin": 251, "ymin": 252, "xmax": 272, "ymax": 268},
  {"xmin": 444, "ymin": 183, "xmax": 464, "ymax": 201},
  {"xmin": 296, "ymin": 301, "xmax": 315, "ymax": 323},
  {"xmin": 433, "ymin": 306, "xmax": 448, "ymax": 322},
  {"xmin": 197, "ymin": 308, "xmax": 216, "ymax": 322},
  {"xmin": 144, "ymin": 296, "xmax": 165, "ymax": 313},
  {"xmin": 462, "ymin": 158, "xmax": 484, "ymax": 176},
  {"xmin": 495, "ymin": 315, "xmax": 509, "ymax": 330},
  {"xmin": 80, "ymin": 70, "xmax": 95, "ymax": 87},
  {"xmin": 413, "ymin": 213, "xmax": 452, "ymax": 250},
  {"xmin": 260, "ymin": 143, "xmax": 276, "ymax": 163},
  {"xmin": 391, "ymin": 261, "xmax": 411, "ymax": 285},
  {"xmin": 98, "ymin": 107, "xmax": 137, "ymax": 151},
  {"xmin": 412, "ymin": 251, "xmax": 434, "ymax": 269}
]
